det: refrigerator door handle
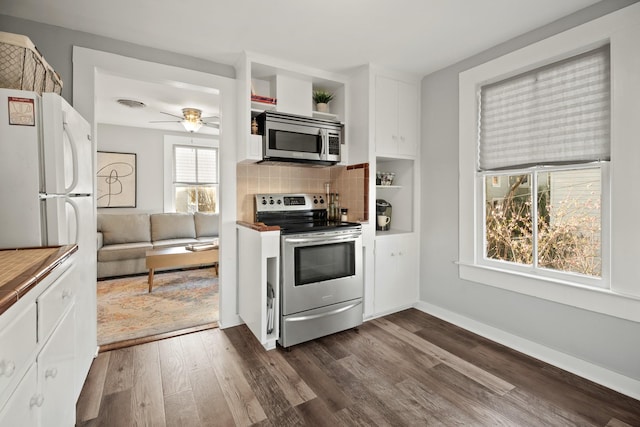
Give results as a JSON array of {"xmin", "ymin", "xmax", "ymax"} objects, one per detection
[
  {"xmin": 62, "ymin": 117, "xmax": 79, "ymax": 195},
  {"xmin": 65, "ymin": 197, "xmax": 80, "ymax": 245}
]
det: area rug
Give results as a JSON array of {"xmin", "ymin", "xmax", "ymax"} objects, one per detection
[{"xmin": 97, "ymin": 267, "xmax": 219, "ymax": 346}]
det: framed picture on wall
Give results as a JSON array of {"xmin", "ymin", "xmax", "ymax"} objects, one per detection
[{"xmin": 96, "ymin": 151, "xmax": 137, "ymax": 208}]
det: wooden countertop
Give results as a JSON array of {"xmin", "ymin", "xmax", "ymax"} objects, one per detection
[
  {"xmin": 0, "ymin": 245, "xmax": 78, "ymax": 316},
  {"xmin": 236, "ymin": 221, "xmax": 281, "ymax": 232}
]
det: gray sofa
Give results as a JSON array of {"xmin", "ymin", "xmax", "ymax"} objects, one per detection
[{"xmin": 96, "ymin": 212, "xmax": 219, "ymax": 279}]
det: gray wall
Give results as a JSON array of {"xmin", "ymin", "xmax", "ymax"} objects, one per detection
[
  {"xmin": 96, "ymin": 124, "xmax": 216, "ymax": 214},
  {"xmin": 0, "ymin": 14, "xmax": 235, "ymax": 103},
  {"xmin": 420, "ymin": 0, "xmax": 640, "ymax": 382}
]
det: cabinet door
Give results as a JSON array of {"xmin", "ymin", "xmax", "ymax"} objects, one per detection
[
  {"xmin": 39, "ymin": 306, "xmax": 76, "ymax": 427},
  {"xmin": 375, "ymin": 76, "xmax": 399, "ymax": 155},
  {"xmin": 397, "ymin": 81, "xmax": 418, "ymax": 157},
  {"xmin": 0, "ymin": 364, "xmax": 39, "ymax": 427},
  {"xmin": 374, "ymin": 235, "xmax": 418, "ymax": 314},
  {"xmin": 0, "ymin": 302, "xmax": 37, "ymax": 401}
]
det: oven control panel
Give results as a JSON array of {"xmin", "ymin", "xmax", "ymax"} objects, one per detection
[{"xmin": 255, "ymin": 194, "xmax": 326, "ymax": 212}]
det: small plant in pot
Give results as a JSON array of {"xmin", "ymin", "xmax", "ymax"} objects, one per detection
[{"xmin": 313, "ymin": 90, "xmax": 334, "ymax": 113}]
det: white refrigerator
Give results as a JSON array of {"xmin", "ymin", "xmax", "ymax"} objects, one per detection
[{"xmin": 0, "ymin": 88, "xmax": 96, "ymax": 400}]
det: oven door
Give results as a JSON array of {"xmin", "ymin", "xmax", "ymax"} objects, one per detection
[{"xmin": 281, "ymin": 229, "xmax": 363, "ymax": 316}]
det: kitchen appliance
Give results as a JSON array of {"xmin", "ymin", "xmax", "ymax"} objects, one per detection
[
  {"xmin": 0, "ymin": 88, "xmax": 95, "ymax": 397},
  {"xmin": 256, "ymin": 111, "xmax": 342, "ymax": 166},
  {"xmin": 255, "ymin": 193, "xmax": 363, "ymax": 348},
  {"xmin": 376, "ymin": 199, "xmax": 392, "ymax": 231}
]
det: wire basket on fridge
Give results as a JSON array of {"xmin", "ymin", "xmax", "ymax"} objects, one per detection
[{"xmin": 0, "ymin": 31, "xmax": 63, "ymax": 95}]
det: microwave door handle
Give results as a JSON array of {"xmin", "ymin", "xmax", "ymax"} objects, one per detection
[{"xmin": 320, "ymin": 129, "xmax": 327, "ymax": 160}]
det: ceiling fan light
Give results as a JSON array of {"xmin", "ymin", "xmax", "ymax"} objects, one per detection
[
  {"xmin": 181, "ymin": 119, "xmax": 203, "ymax": 133},
  {"xmin": 181, "ymin": 108, "xmax": 203, "ymax": 132}
]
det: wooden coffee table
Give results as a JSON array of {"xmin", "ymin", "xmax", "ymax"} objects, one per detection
[{"xmin": 145, "ymin": 246, "xmax": 219, "ymax": 292}]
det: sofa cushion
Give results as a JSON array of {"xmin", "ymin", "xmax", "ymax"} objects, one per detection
[
  {"xmin": 99, "ymin": 213, "xmax": 151, "ymax": 245},
  {"xmin": 151, "ymin": 213, "xmax": 196, "ymax": 241},
  {"xmin": 194, "ymin": 212, "xmax": 219, "ymax": 237},
  {"xmin": 97, "ymin": 242, "xmax": 153, "ymax": 262},
  {"xmin": 152, "ymin": 238, "xmax": 199, "ymax": 249}
]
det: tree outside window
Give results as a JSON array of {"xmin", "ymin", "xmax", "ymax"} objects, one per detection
[{"xmin": 485, "ymin": 169, "xmax": 602, "ymax": 277}]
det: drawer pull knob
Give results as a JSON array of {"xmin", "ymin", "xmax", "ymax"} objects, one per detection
[
  {"xmin": 45, "ymin": 367, "xmax": 58, "ymax": 379},
  {"xmin": 62, "ymin": 290, "xmax": 72, "ymax": 299},
  {"xmin": 0, "ymin": 360, "xmax": 16, "ymax": 377},
  {"xmin": 30, "ymin": 394, "xmax": 44, "ymax": 408}
]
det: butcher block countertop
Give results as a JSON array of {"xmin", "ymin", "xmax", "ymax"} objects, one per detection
[
  {"xmin": 0, "ymin": 245, "xmax": 78, "ymax": 316},
  {"xmin": 236, "ymin": 221, "xmax": 281, "ymax": 232}
]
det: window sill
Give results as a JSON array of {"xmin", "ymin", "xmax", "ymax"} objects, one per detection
[{"xmin": 458, "ymin": 262, "xmax": 640, "ymax": 322}]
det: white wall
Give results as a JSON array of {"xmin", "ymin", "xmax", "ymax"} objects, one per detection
[
  {"xmin": 420, "ymin": 0, "xmax": 640, "ymax": 396},
  {"xmin": 97, "ymin": 124, "xmax": 218, "ymax": 213}
]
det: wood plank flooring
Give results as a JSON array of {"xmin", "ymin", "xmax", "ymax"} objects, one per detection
[{"xmin": 76, "ymin": 309, "xmax": 640, "ymax": 426}]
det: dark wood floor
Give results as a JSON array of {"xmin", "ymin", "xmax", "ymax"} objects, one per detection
[{"xmin": 75, "ymin": 309, "xmax": 640, "ymax": 426}]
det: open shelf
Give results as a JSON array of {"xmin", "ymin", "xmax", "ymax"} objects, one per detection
[
  {"xmin": 312, "ymin": 110, "xmax": 339, "ymax": 120},
  {"xmin": 251, "ymin": 101, "xmax": 277, "ymax": 112},
  {"xmin": 375, "ymin": 158, "xmax": 415, "ymax": 234},
  {"xmin": 375, "ymin": 228, "xmax": 414, "ymax": 238}
]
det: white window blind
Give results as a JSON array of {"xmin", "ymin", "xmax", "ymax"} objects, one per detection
[
  {"xmin": 174, "ymin": 146, "xmax": 218, "ymax": 184},
  {"xmin": 479, "ymin": 46, "xmax": 610, "ymax": 171}
]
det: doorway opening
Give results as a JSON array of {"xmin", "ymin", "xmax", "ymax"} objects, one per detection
[{"xmin": 73, "ymin": 47, "xmax": 239, "ymax": 351}]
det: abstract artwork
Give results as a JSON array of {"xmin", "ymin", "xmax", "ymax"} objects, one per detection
[{"xmin": 97, "ymin": 151, "xmax": 137, "ymax": 208}]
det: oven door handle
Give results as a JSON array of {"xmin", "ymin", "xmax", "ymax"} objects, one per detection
[
  {"xmin": 285, "ymin": 300, "xmax": 362, "ymax": 323},
  {"xmin": 284, "ymin": 233, "xmax": 361, "ymax": 245}
]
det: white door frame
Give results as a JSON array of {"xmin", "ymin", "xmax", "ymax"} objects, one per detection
[{"xmin": 73, "ymin": 47, "xmax": 241, "ymax": 328}]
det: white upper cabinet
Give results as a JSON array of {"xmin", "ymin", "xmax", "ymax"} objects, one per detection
[{"xmin": 375, "ymin": 75, "xmax": 419, "ymax": 158}]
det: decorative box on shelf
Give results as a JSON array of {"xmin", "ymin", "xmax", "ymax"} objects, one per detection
[{"xmin": 250, "ymin": 94, "xmax": 277, "ymax": 105}]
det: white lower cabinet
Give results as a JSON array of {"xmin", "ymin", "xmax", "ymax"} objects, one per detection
[
  {"xmin": 39, "ymin": 306, "xmax": 76, "ymax": 427},
  {"xmin": 0, "ymin": 254, "xmax": 80, "ymax": 427},
  {"xmin": 0, "ymin": 364, "xmax": 39, "ymax": 427},
  {"xmin": 374, "ymin": 234, "xmax": 418, "ymax": 315},
  {"xmin": 0, "ymin": 307, "xmax": 76, "ymax": 427},
  {"xmin": 237, "ymin": 226, "xmax": 280, "ymax": 350}
]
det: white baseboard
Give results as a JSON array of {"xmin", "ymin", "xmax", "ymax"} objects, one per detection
[
  {"xmin": 414, "ymin": 301, "xmax": 640, "ymax": 401},
  {"xmin": 364, "ymin": 303, "xmax": 416, "ymax": 321}
]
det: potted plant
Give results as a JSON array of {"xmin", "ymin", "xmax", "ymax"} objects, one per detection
[{"xmin": 313, "ymin": 90, "xmax": 334, "ymax": 113}]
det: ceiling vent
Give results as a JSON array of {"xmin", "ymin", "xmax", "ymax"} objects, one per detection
[{"xmin": 117, "ymin": 99, "xmax": 146, "ymax": 108}]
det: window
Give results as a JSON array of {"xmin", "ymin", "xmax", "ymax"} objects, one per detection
[
  {"xmin": 173, "ymin": 145, "xmax": 218, "ymax": 213},
  {"xmin": 478, "ymin": 47, "xmax": 610, "ymax": 286},
  {"xmin": 484, "ymin": 167, "xmax": 603, "ymax": 278},
  {"xmin": 459, "ymin": 4, "xmax": 640, "ymax": 321}
]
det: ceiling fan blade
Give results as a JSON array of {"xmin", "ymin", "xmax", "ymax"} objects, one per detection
[
  {"xmin": 203, "ymin": 122, "xmax": 220, "ymax": 129},
  {"xmin": 149, "ymin": 120, "xmax": 180, "ymax": 123},
  {"xmin": 201, "ymin": 115, "xmax": 219, "ymax": 121},
  {"xmin": 160, "ymin": 111, "xmax": 184, "ymax": 119}
]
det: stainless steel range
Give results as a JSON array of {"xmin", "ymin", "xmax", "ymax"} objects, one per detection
[{"xmin": 255, "ymin": 193, "xmax": 363, "ymax": 348}]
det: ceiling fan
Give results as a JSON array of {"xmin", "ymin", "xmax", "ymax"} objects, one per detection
[{"xmin": 150, "ymin": 108, "xmax": 219, "ymax": 133}]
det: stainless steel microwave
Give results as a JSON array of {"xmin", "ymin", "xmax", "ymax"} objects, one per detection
[{"xmin": 257, "ymin": 111, "xmax": 342, "ymax": 166}]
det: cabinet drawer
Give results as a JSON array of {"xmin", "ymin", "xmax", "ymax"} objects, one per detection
[
  {"xmin": 37, "ymin": 264, "xmax": 76, "ymax": 343},
  {"xmin": 0, "ymin": 363, "xmax": 38, "ymax": 427},
  {"xmin": 0, "ymin": 302, "xmax": 37, "ymax": 402}
]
